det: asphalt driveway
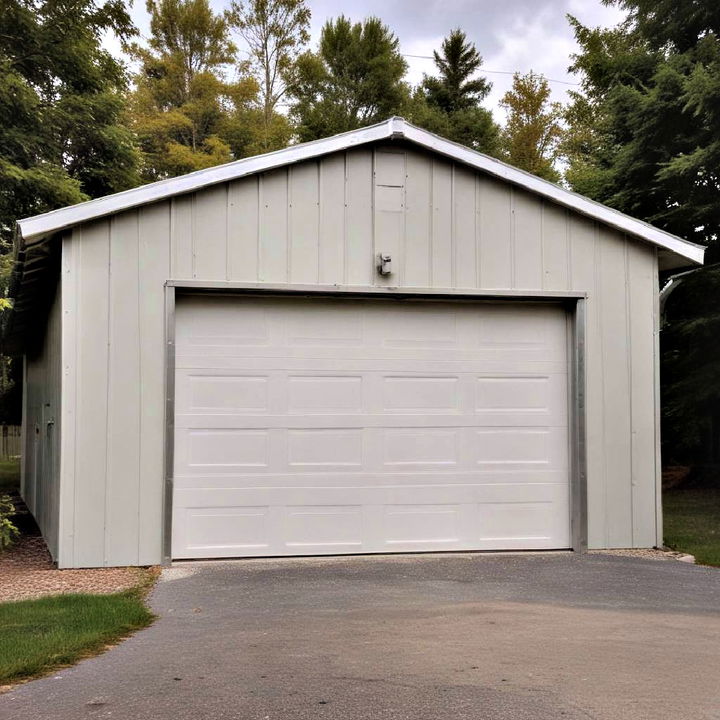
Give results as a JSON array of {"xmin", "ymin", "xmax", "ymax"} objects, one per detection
[{"xmin": 2, "ymin": 552, "xmax": 720, "ymax": 720}]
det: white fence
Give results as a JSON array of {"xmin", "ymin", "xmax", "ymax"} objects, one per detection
[{"xmin": 0, "ymin": 426, "xmax": 21, "ymax": 460}]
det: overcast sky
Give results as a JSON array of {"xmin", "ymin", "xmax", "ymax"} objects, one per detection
[{"xmin": 113, "ymin": 0, "xmax": 626, "ymax": 119}]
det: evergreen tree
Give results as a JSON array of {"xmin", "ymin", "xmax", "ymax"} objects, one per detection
[
  {"xmin": 409, "ymin": 30, "xmax": 499, "ymax": 155},
  {"xmin": 289, "ymin": 16, "xmax": 409, "ymax": 141},
  {"xmin": 422, "ymin": 29, "xmax": 491, "ymax": 113},
  {"xmin": 564, "ymin": 0, "xmax": 720, "ymax": 464}
]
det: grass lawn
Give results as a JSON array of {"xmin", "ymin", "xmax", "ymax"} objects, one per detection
[
  {"xmin": 0, "ymin": 589, "xmax": 155, "ymax": 684},
  {"xmin": 664, "ymin": 485, "xmax": 720, "ymax": 567},
  {"xmin": 0, "ymin": 459, "xmax": 20, "ymax": 493}
]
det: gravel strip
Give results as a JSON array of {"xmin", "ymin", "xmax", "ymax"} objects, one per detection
[
  {"xmin": 0, "ymin": 534, "xmax": 155, "ymax": 603},
  {"xmin": 589, "ymin": 547, "xmax": 684, "ymax": 561}
]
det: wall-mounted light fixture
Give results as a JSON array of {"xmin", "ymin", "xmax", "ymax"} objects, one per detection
[{"xmin": 377, "ymin": 253, "xmax": 392, "ymax": 276}]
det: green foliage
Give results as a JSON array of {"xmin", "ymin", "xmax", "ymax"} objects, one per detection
[
  {"xmin": 229, "ymin": 0, "xmax": 309, "ymax": 151},
  {"xmin": 664, "ymin": 483, "xmax": 720, "ymax": 567},
  {"xmin": 289, "ymin": 16, "xmax": 409, "ymax": 141},
  {"xmin": 0, "ymin": 0, "xmax": 140, "ymax": 248},
  {"xmin": 500, "ymin": 72, "xmax": 563, "ymax": 181},
  {"xmin": 0, "ymin": 460, "xmax": 19, "ymax": 493},
  {"xmin": 661, "ymin": 267, "xmax": 720, "ymax": 461},
  {"xmin": 409, "ymin": 30, "xmax": 499, "ymax": 155},
  {"xmin": 0, "ymin": 589, "xmax": 155, "ymax": 683},
  {"xmin": 129, "ymin": 0, "xmax": 257, "ymax": 179},
  {"xmin": 421, "ymin": 29, "xmax": 491, "ymax": 113},
  {"xmin": 564, "ymin": 1, "xmax": 720, "ymax": 464},
  {"xmin": 564, "ymin": 4, "xmax": 720, "ymax": 245},
  {"xmin": 0, "ymin": 494, "xmax": 19, "ymax": 552}
]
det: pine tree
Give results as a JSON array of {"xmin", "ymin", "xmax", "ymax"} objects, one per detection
[
  {"xmin": 409, "ymin": 30, "xmax": 499, "ymax": 155},
  {"xmin": 564, "ymin": 0, "xmax": 720, "ymax": 464},
  {"xmin": 289, "ymin": 16, "xmax": 409, "ymax": 141}
]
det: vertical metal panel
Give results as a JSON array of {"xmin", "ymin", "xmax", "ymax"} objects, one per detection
[
  {"xmin": 162, "ymin": 284, "xmax": 175, "ymax": 566},
  {"xmin": 54, "ymin": 144, "xmax": 665, "ymax": 565},
  {"xmin": 289, "ymin": 163, "xmax": 319, "ymax": 283},
  {"xmin": 20, "ymin": 354, "xmax": 27, "ymax": 500},
  {"xmin": 227, "ymin": 177, "xmax": 259, "ymax": 280},
  {"xmin": 571, "ymin": 298, "xmax": 588, "ymax": 552},
  {"xmin": 542, "ymin": 202, "xmax": 570, "ymax": 290},
  {"xmin": 104, "ymin": 212, "xmax": 141, "ymax": 565},
  {"xmin": 259, "ymin": 169, "xmax": 289, "ymax": 282},
  {"xmin": 403, "ymin": 150, "xmax": 431, "ymax": 287},
  {"xmin": 170, "ymin": 195, "xmax": 193, "ymax": 279},
  {"xmin": 513, "ymin": 189, "xmax": 543, "ymax": 289},
  {"xmin": 373, "ymin": 150, "xmax": 405, "ymax": 287},
  {"xmin": 23, "ymin": 269, "xmax": 62, "ymax": 561},
  {"xmin": 453, "ymin": 166, "xmax": 477, "ymax": 288},
  {"xmin": 653, "ymin": 249, "xmax": 663, "ymax": 547},
  {"xmin": 569, "ymin": 218, "xmax": 605, "ymax": 548},
  {"xmin": 59, "ymin": 233, "xmax": 78, "ymax": 568},
  {"xmin": 598, "ymin": 229, "xmax": 633, "ymax": 547},
  {"xmin": 193, "ymin": 184, "xmax": 227, "ymax": 279},
  {"xmin": 431, "ymin": 159, "xmax": 453, "ymax": 287},
  {"xmin": 137, "ymin": 202, "xmax": 172, "ymax": 565},
  {"xmin": 345, "ymin": 149, "xmax": 374, "ymax": 285},
  {"xmin": 628, "ymin": 240, "xmax": 658, "ymax": 546},
  {"xmin": 478, "ymin": 175, "xmax": 512, "ymax": 288},
  {"xmin": 73, "ymin": 220, "xmax": 110, "ymax": 567},
  {"xmin": 318, "ymin": 155, "xmax": 345, "ymax": 283}
]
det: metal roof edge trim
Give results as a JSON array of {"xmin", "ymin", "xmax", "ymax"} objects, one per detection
[{"xmin": 16, "ymin": 117, "xmax": 705, "ymax": 265}]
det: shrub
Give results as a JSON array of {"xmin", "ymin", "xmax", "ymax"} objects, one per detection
[{"xmin": 0, "ymin": 494, "xmax": 19, "ymax": 551}]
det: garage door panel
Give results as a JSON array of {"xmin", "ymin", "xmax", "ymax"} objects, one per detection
[
  {"xmin": 175, "ymin": 425, "xmax": 567, "ymax": 476},
  {"xmin": 172, "ymin": 469, "xmax": 570, "ymax": 490},
  {"xmin": 177, "ymin": 349, "xmax": 567, "ymax": 365},
  {"xmin": 176, "ymin": 415, "xmax": 565, "ymax": 429},
  {"xmin": 172, "ymin": 484, "xmax": 568, "ymax": 558},
  {"xmin": 173, "ymin": 297, "xmax": 571, "ymax": 558}
]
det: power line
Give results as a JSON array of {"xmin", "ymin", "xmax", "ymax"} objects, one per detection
[{"xmin": 402, "ymin": 53, "xmax": 580, "ymax": 86}]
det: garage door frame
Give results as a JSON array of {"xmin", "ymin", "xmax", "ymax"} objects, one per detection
[{"xmin": 161, "ymin": 282, "xmax": 587, "ymax": 565}]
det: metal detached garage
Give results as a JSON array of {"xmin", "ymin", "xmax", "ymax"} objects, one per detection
[{"xmin": 4, "ymin": 118, "xmax": 704, "ymax": 568}]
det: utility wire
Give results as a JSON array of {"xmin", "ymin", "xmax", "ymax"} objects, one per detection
[{"xmin": 402, "ymin": 53, "xmax": 580, "ymax": 86}]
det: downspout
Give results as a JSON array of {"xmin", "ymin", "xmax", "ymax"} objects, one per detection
[{"xmin": 659, "ymin": 263, "xmax": 719, "ymax": 328}]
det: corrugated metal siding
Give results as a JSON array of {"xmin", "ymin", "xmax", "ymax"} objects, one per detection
[
  {"xmin": 59, "ymin": 144, "xmax": 660, "ymax": 567},
  {"xmin": 22, "ymin": 272, "xmax": 62, "ymax": 560}
]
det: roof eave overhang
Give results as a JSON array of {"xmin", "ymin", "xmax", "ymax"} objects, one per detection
[{"xmin": 15, "ymin": 117, "xmax": 705, "ymax": 268}]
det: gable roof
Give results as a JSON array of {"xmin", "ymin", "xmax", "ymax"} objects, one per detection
[{"xmin": 16, "ymin": 117, "xmax": 704, "ymax": 267}]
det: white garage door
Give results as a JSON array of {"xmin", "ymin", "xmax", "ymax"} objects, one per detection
[{"xmin": 172, "ymin": 296, "xmax": 570, "ymax": 559}]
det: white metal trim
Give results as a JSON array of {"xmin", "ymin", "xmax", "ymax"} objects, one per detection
[
  {"xmin": 166, "ymin": 279, "xmax": 587, "ymax": 299},
  {"xmin": 17, "ymin": 118, "xmax": 704, "ymax": 265}
]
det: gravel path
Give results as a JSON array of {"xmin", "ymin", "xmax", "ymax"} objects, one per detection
[{"xmin": 0, "ymin": 533, "xmax": 155, "ymax": 603}]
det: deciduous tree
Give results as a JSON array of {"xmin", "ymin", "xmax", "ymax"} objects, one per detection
[
  {"xmin": 0, "ymin": 0, "xmax": 139, "ymax": 247},
  {"xmin": 129, "ymin": 0, "xmax": 258, "ymax": 179},
  {"xmin": 500, "ymin": 71, "xmax": 563, "ymax": 181},
  {"xmin": 229, "ymin": 0, "xmax": 309, "ymax": 151}
]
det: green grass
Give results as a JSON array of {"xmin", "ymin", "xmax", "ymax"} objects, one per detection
[
  {"xmin": 664, "ymin": 485, "xmax": 720, "ymax": 567},
  {"xmin": 0, "ymin": 589, "xmax": 155, "ymax": 684},
  {"xmin": 0, "ymin": 459, "xmax": 20, "ymax": 493}
]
